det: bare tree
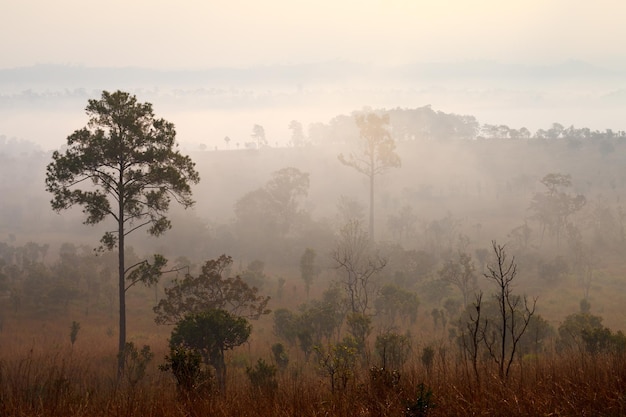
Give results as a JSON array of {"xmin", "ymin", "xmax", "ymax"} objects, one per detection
[
  {"xmin": 332, "ymin": 220, "xmax": 386, "ymax": 314},
  {"xmin": 482, "ymin": 241, "xmax": 536, "ymax": 380},
  {"xmin": 459, "ymin": 292, "xmax": 486, "ymax": 386}
]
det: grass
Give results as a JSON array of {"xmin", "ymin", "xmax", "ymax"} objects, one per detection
[
  {"xmin": 2, "ymin": 249, "xmax": 626, "ymax": 416},
  {"xmin": 2, "ymin": 340, "xmax": 626, "ymax": 416}
]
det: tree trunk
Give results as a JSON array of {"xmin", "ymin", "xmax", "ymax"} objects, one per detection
[
  {"xmin": 214, "ymin": 350, "xmax": 226, "ymax": 391},
  {"xmin": 117, "ymin": 231, "xmax": 126, "ymax": 378},
  {"xmin": 369, "ymin": 171, "xmax": 375, "ymax": 241},
  {"xmin": 117, "ymin": 178, "xmax": 126, "ymax": 378}
]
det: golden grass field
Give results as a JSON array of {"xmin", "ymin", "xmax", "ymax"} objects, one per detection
[
  {"xmin": 3, "ymin": 335, "xmax": 626, "ymax": 416},
  {"xmin": 2, "ymin": 274, "xmax": 626, "ymax": 417}
]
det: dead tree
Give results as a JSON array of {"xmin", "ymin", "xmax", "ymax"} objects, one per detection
[
  {"xmin": 482, "ymin": 241, "xmax": 536, "ymax": 380},
  {"xmin": 332, "ymin": 220, "xmax": 386, "ymax": 314}
]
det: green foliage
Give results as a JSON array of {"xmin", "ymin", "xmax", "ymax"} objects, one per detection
[
  {"xmin": 405, "ymin": 383, "xmax": 435, "ymax": 417},
  {"xmin": 170, "ymin": 309, "xmax": 251, "ymax": 363},
  {"xmin": 314, "ymin": 339, "xmax": 359, "ymax": 393},
  {"xmin": 154, "ymin": 255, "xmax": 270, "ymax": 325},
  {"xmin": 517, "ymin": 314, "xmax": 555, "ymax": 355},
  {"xmin": 125, "ymin": 254, "xmax": 167, "ymax": 291},
  {"xmin": 169, "ymin": 309, "xmax": 251, "ymax": 390},
  {"xmin": 273, "ymin": 288, "xmax": 346, "ymax": 359},
  {"xmin": 44, "ymin": 90, "xmax": 200, "ymax": 375},
  {"xmin": 160, "ymin": 344, "xmax": 213, "ymax": 394},
  {"xmin": 558, "ymin": 310, "xmax": 604, "ymax": 351},
  {"xmin": 246, "ymin": 359, "xmax": 278, "ymax": 395},
  {"xmin": 45, "ymin": 90, "xmax": 200, "ymax": 250},
  {"xmin": 582, "ymin": 327, "xmax": 626, "ymax": 355},
  {"xmin": 299, "ymin": 298, "xmax": 345, "ymax": 345},
  {"xmin": 118, "ymin": 342, "xmax": 154, "ymax": 387},
  {"xmin": 273, "ymin": 308, "xmax": 299, "ymax": 346},
  {"xmin": 375, "ymin": 331, "xmax": 411, "ymax": 370},
  {"xmin": 346, "ymin": 312, "xmax": 372, "ymax": 353}
]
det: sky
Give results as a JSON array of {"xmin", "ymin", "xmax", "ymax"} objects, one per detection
[
  {"xmin": 1, "ymin": 0, "xmax": 625, "ymax": 151},
  {"xmin": 1, "ymin": 0, "xmax": 625, "ymax": 69}
]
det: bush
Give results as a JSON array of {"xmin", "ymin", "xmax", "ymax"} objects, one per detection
[
  {"xmin": 160, "ymin": 344, "xmax": 213, "ymax": 394},
  {"xmin": 582, "ymin": 327, "xmax": 626, "ymax": 355},
  {"xmin": 118, "ymin": 342, "xmax": 153, "ymax": 387},
  {"xmin": 271, "ymin": 343, "xmax": 289, "ymax": 370},
  {"xmin": 405, "ymin": 383, "xmax": 435, "ymax": 417},
  {"xmin": 246, "ymin": 358, "xmax": 278, "ymax": 395}
]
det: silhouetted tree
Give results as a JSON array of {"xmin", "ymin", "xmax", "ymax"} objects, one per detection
[
  {"xmin": 438, "ymin": 252, "xmax": 477, "ymax": 306},
  {"xmin": 252, "ymin": 124, "xmax": 267, "ymax": 148},
  {"xmin": 288, "ymin": 120, "xmax": 306, "ymax": 147},
  {"xmin": 482, "ymin": 241, "xmax": 536, "ymax": 380},
  {"xmin": 234, "ymin": 167, "xmax": 310, "ymax": 241},
  {"xmin": 154, "ymin": 255, "xmax": 270, "ymax": 325},
  {"xmin": 529, "ymin": 173, "xmax": 585, "ymax": 246},
  {"xmin": 170, "ymin": 309, "xmax": 251, "ymax": 390},
  {"xmin": 45, "ymin": 90, "xmax": 200, "ymax": 376},
  {"xmin": 332, "ymin": 220, "xmax": 386, "ymax": 314},
  {"xmin": 338, "ymin": 113, "xmax": 400, "ymax": 240},
  {"xmin": 300, "ymin": 248, "xmax": 318, "ymax": 297},
  {"xmin": 375, "ymin": 284, "xmax": 420, "ymax": 327}
]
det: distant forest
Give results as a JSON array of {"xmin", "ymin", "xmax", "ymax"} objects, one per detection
[
  {"xmin": 1, "ymin": 104, "xmax": 624, "ymax": 259},
  {"xmin": 2, "ymin": 104, "xmax": 624, "ymax": 150}
]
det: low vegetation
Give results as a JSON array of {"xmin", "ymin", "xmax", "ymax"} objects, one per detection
[
  {"xmin": 2, "ymin": 336, "xmax": 626, "ymax": 416},
  {"xmin": 3, "ymin": 98, "xmax": 626, "ymax": 415}
]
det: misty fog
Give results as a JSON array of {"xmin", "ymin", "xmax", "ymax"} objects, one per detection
[
  {"xmin": 2, "ymin": 63, "xmax": 626, "ymax": 415},
  {"xmin": 2, "ymin": 62, "xmax": 625, "ymax": 152},
  {"xmin": 4, "ymin": 0, "xmax": 626, "ymax": 413}
]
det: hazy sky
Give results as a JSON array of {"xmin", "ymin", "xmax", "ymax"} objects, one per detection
[
  {"xmin": 2, "ymin": 0, "xmax": 626, "ymax": 151},
  {"xmin": 2, "ymin": 0, "xmax": 625, "ymax": 69}
]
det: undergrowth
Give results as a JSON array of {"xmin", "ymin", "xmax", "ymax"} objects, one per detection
[{"xmin": 2, "ymin": 348, "xmax": 626, "ymax": 416}]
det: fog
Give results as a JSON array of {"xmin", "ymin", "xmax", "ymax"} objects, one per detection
[
  {"xmin": 4, "ymin": 57, "xmax": 626, "ymax": 417},
  {"xmin": 4, "ymin": 3, "xmax": 626, "ymax": 413},
  {"xmin": 2, "ymin": 61, "xmax": 625, "ymax": 152}
]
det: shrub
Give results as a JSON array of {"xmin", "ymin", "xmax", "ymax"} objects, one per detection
[
  {"xmin": 118, "ymin": 342, "xmax": 153, "ymax": 387},
  {"xmin": 246, "ymin": 358, "xmax": 278, "ymax": 395},
  {"xmin": 160, "ymin": 344, "xmax": 213, "ymax": 394},
  {"xmin": 271, "ymin": 343, "xmax": 289, "ymax": 370}
]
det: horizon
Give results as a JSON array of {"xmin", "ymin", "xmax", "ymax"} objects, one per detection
[{"xmin": 1, "ymin": 1, "xmax": 625, "ymax": 150}]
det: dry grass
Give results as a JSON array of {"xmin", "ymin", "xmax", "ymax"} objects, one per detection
[
  {"xmin": 2, "ymin": 344, "xmax": 626, "ymax": 416},
  {"xmin": 2, "ymin": 258, "xmax": 626, "ymax": 416}
]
